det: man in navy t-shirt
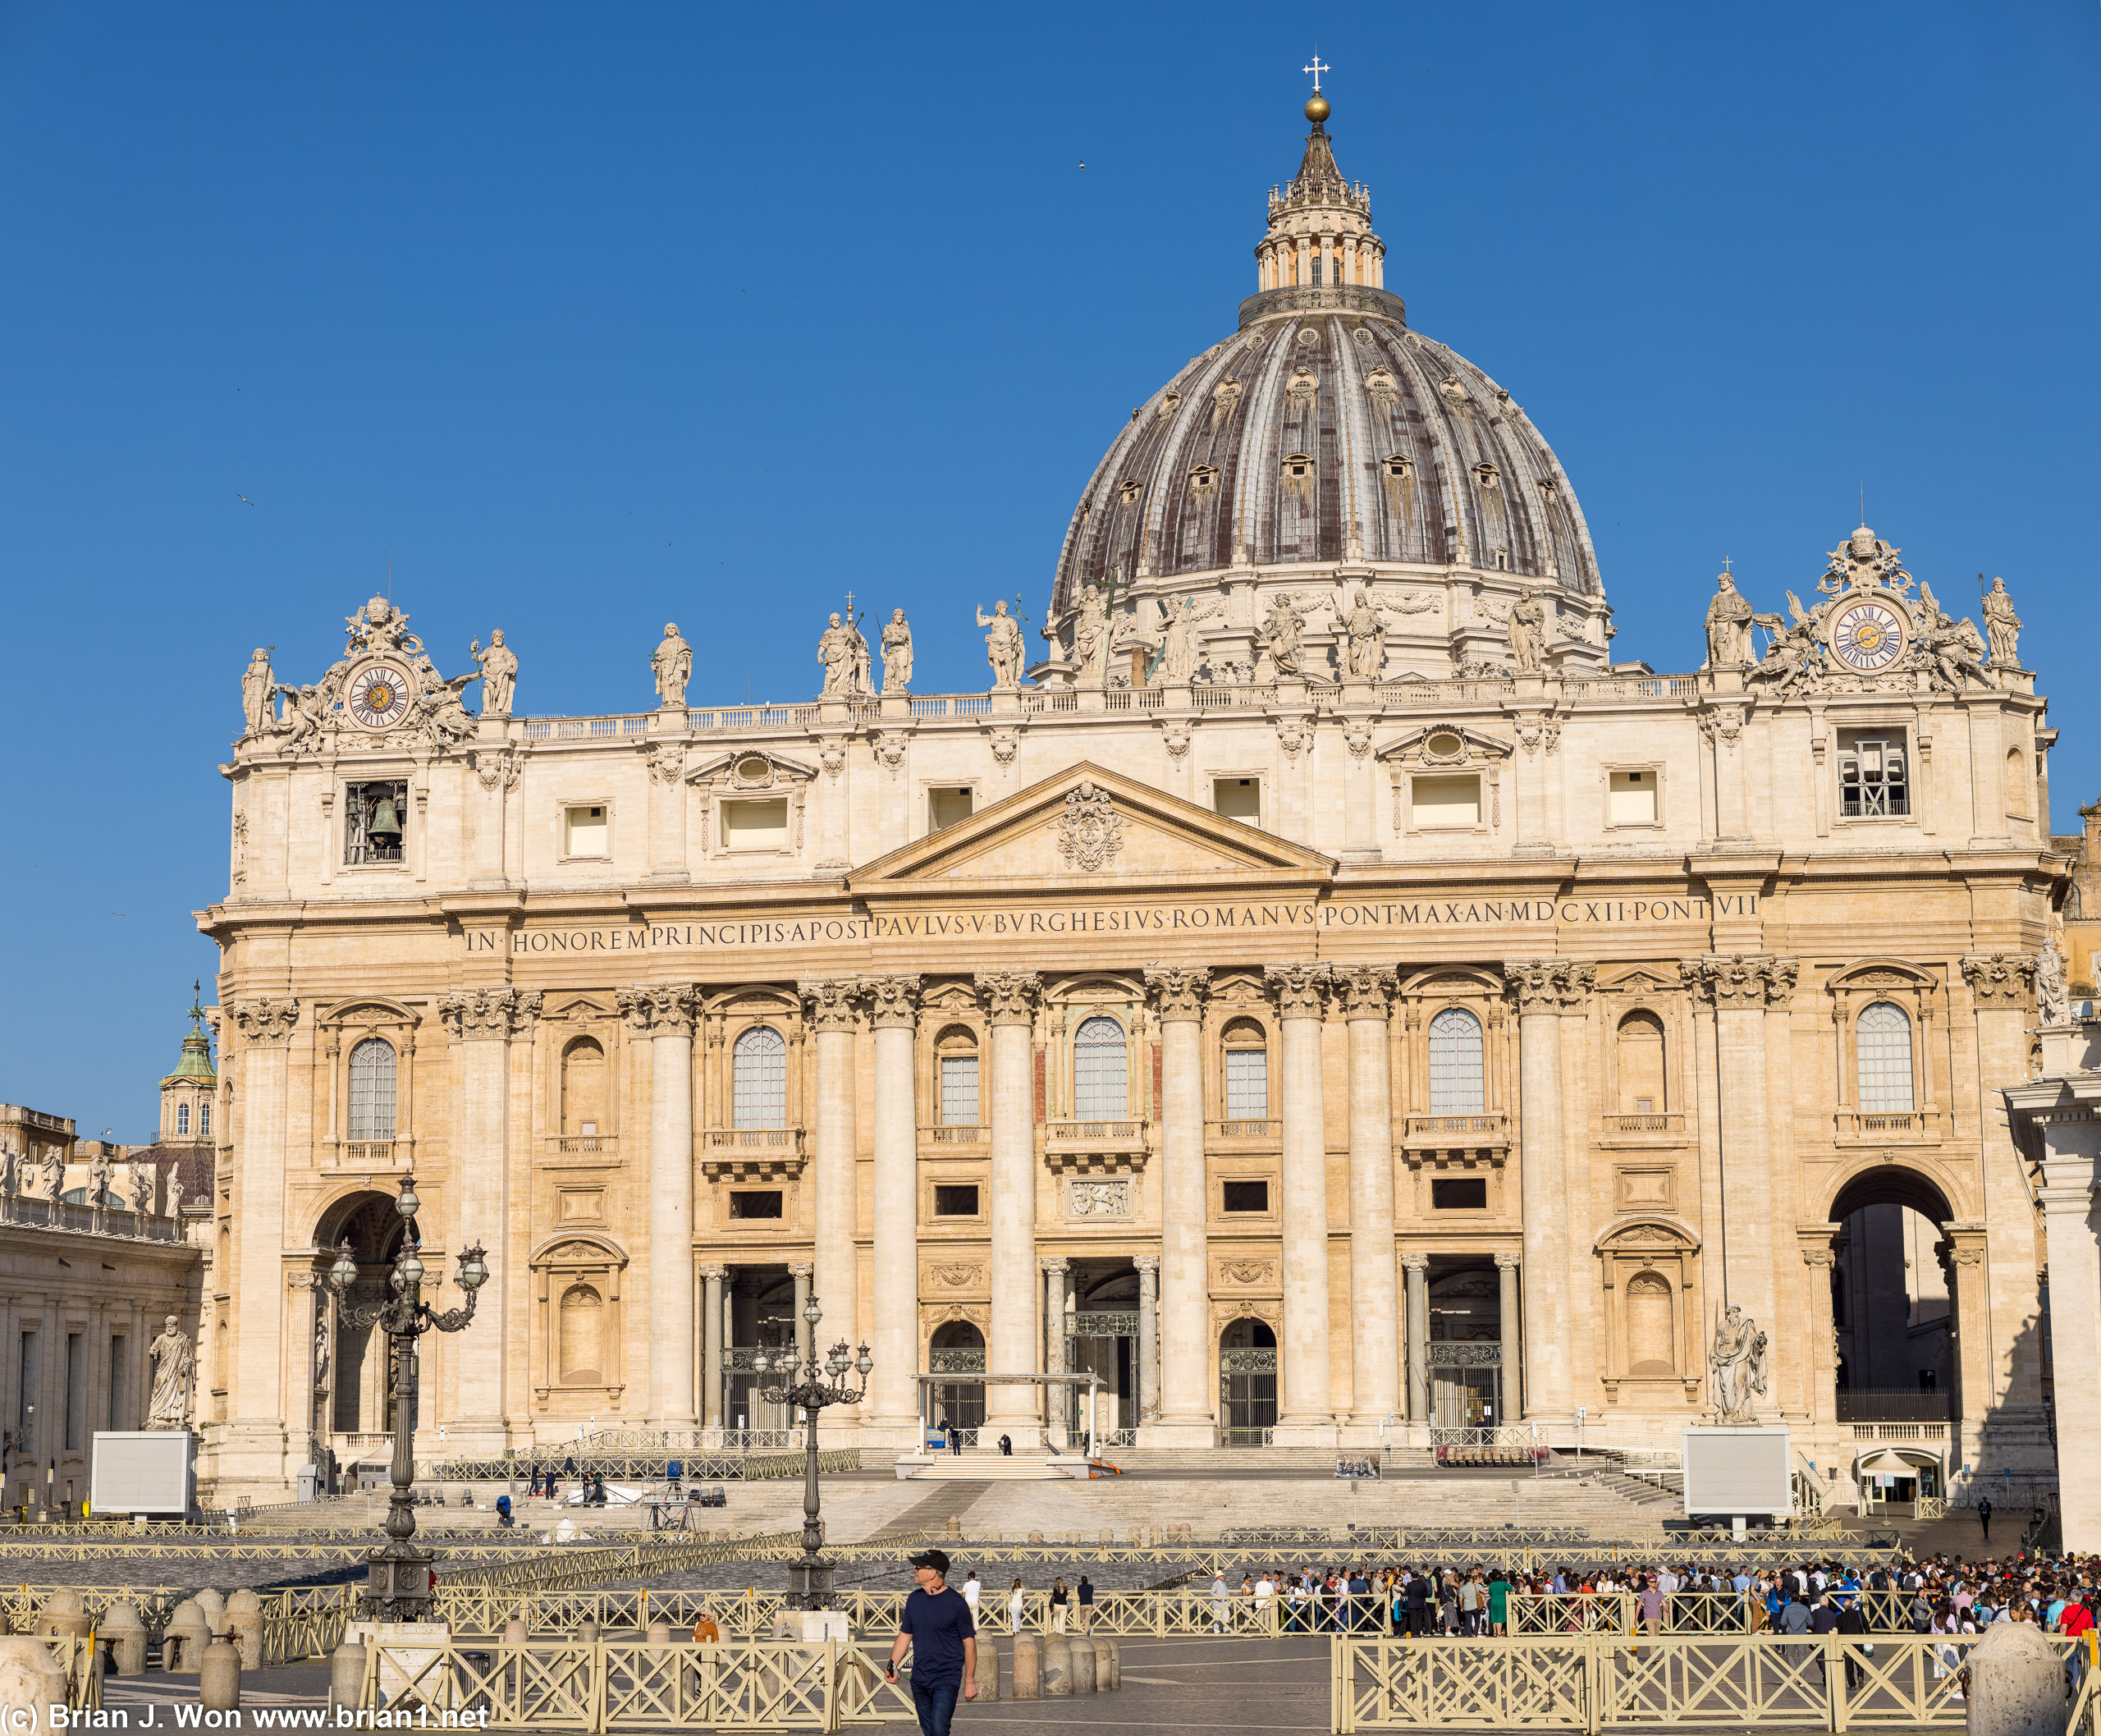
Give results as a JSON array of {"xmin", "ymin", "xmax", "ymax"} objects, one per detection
[{"xmin": 886, "ymin": 1547, "xmax": 977, "ymax": 1736}]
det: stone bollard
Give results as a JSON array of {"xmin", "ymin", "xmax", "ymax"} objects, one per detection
[
  {"xmin": 503, "ymin": 1619, "xmax": 528, "ymax": 1648},
  {"xmin": 37, "ymin": 1591, "xmax": 89, "ymax": 1642},
  {"xmin": 101, "ymin": 1603, "xmax": 147, "ymax": 1677},
  {"xmin": 225, "ymin": 1590, "xmax": 263, "ymax": 1671},
  {"xmin": 1041, "ymin": 1635, "xmax": 1072, "ymax": 1697},
  {"xmin": 646, "ymin": 1620, "xmax": 671, "ymax": 1647},
  {"xmin": 1093, "ymin": 1638, "xmax": 1119, "ymax": 1691},
  {"xmin": 945, "ymin": 1514, "xmax": 961, "ymax": 1540},
  {"xmin": 0, "ymin": 1635, "xmax": 68, "ymax": 1733},
  {"xmin": 1010, "ymin": 1633, "xmax": 1041, "ymax": 1700},
  {"xmin": 328, "ymin": 1641, "xmax": 366, "ymax": 1711},
  {"xmin": 1966, "ymin": 1619, "xmax": 2064, "ymax": 1736},
  {"xmin": 195, "ymin": 1590, "xmax": 227, "ymax": 1635},
  {"xmin": 1028, "ymin": 1530, "xmax": 1043, "ymax": 1544},
  {"xmin": 199, "ymin": 1638, "xmax": 240, "ymax": 1712},
  {"xmin": 579, "ymin": 1619, "xmax": 599, "ymax": 1644},
  {"xmin": 973, "ymin": 1641, "xmax": 1000, "ymax": 1702},
  {"xmin": 162, "ymin": 1601, "xmax": 210, "ymax": 1674},
  {"xmin": 1068, "ymin": 1638, "xmax": 1096, "ymax": 1694}
]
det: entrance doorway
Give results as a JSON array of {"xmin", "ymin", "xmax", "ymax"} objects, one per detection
[
  {"xmin": 1063, "ymin": 1264, "xmax": 1138, "ymax": 1444},
  {"xmin": 1826, "ymin": 1169, "xmax": 1961, "ymax": 1453},
  {"xmin": 1428, "ymin": 1263, "xmax": 1504, "ymax": 1428},
  {"xmin": 1219, "ymin": 1317, "xmax": 1277, "ymax": 1444},
  {"xmin": 928, "ymin": 1321, "xmax": 985, "ymax": 1439}
]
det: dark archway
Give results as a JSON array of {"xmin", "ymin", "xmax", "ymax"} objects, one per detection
[
  {"xmin": 1219, "ymin": 1317, "xmax": 1277, "ymax": 1443},
  {"xmin": 312, "ymin": 1190, "xmax": 410, "ymax": 1441}
]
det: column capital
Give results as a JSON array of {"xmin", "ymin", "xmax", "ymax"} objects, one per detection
[
  {"xmin": 616, "ymin": 982, "xmax": 700, "ymax": 1037},
  {"xmin": 1503, "ymin": 960, "xmax": 1593, "ymax": 1014},
  {"xmin": 787, "ymin": 1262, "xmax": 813, "ymax": 1280},
  {"xmin": 1263, "ymin": 962, "xmax": 1332, "ymax": 1019},
  {"xmin": 1331, "ymin": 964, "xmax": 1397, "ymax": 1020},
  {"xmin": 1039, "ymin": 1257, "xmax": 1071, "ymax": 1276},
  {"xmin": 799, "ymin": 978, "xmax": 863, "ymax": 1033},
  {"xmin": 231, "ymin": 997, "xmax": 300, "ymax": 1047},
  {"xmin": 976, "ymin": 970, "xmax": 1042, "ymax": 1026},
  {"xmin": 1400, "ymin": 1252, "xmax": 1429, "ymax": 1272},
  {"xmin": 863, "ymin": 974, "xmax": 922, "ymax": 1029},
  {"xmin": 1133, "ymin": 1253, "xmax": 1160, "ymax": 1274},
  {"xmin": 1494, "ymin": 1252, "xmax": 1521, "ymax": 1270},
  {"xmin": 697, "ymin": 1262, "xmax": 729, "ymax": 1281},
  {"xmin": 1143, "ymin": 965, "xmax": 1211, "ymax": 1023},
  {"xmin": 438, "ymin": 986, "xmax": 542, "ymax": 1041},
  {"xmin": 1795, "ymin": 1225, "xmax": 1839, "ymax": 1268},
  {"xmin": 1961, "ymin": 950, "xmax": 2037, "ymax": 1006},
  {"xmin": 1678, "ymin": 954, "xmax": 1794, "ymax": 1009}
]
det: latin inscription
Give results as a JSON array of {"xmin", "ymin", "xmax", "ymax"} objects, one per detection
[{"xmin": 477, "ymin": 893, "xmax": 1756, "ymax": 955}]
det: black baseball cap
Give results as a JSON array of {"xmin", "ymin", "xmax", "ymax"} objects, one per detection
[{"xmin": 909, "ymin": 1549, "xmax": 952, "ymax": 1576}]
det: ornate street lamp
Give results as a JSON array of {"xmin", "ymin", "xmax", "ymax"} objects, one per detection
[
  {"xmin": 327, "ymin": 1172, "xmax": 489, "ymax": 1623},
  {"xmin": 753, "ymin": 1297, "xmax": 870, "ymax": 1610}
]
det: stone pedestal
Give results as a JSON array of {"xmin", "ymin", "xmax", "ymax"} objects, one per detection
[{"xmin": 349, "ymin": 1622, "xmax": 455, "ymax": 1709}]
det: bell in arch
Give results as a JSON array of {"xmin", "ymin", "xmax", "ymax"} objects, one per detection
[{"xmin": 367, "ymin": 793, "xmax": 404, "ymax": 850}]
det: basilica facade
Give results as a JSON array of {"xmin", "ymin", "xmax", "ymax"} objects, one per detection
[{"xmin": 198, "ymin": 93, "xmax": 2066, "ymax": 1505}]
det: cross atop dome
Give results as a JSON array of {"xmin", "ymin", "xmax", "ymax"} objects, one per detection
[{"xmin": 1303, "ymin": 54, "xmax": 1330, "ymax": 92}]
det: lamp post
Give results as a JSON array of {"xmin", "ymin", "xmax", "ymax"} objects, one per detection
[
  {"xmin": 752, "ymin": 1295, "xmax": 870, "ymax": 1610},
  {"xmin": 326, "ymin": 1172, "xmax": 489, "ymax": 1623}
]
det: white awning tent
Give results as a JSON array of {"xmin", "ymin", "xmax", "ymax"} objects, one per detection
[{"xmin": 1856, "ymin": 1448, "xmax": 1939, "ymax": 1476}]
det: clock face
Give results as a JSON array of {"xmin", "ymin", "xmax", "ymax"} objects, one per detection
[
  {"xmin": 1829, "ymin": 601, "xmax": 1908, "ymax": 674},
  {"xmin": 347, "ymin": 662, "xmax": 413, "ymax": 730}
]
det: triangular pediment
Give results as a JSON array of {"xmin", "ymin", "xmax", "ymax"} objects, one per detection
[{"xmin": 846, "ymin": 762, "xmax": 1335, "ymax": 892}]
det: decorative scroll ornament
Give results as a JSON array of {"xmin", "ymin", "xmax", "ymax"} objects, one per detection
[
  {"xmin": 437, "ymin": 986, "xmax": 542, "ymax": 1040},
  {"xmin": 1708, "ymin": 1303, "xmax": 1769, "ymax": 1426},
  {"xmin": 976, "ymin": 970, "xmax": 1042, "ymax": 1026},
  {"xmin": 616, "ymin": 982, "xmax": 699, "ymax": 1037},
  {"xmin": 1143, "ymin": 964, "xmax": 1211, "ymax": 1024},
  {"xmin": 1056, "ymin": 781, "xmax": 1124, "ymax": 872},
  {"xmin": 987, "ymin": 728, "xmax": 1019, "ymax": 767},
  {"xmin": 862, "ymin": 974, "xmax": 921, "ymax": 1029},
  {"xmin": 648, "ymin": 742, "xmax": 686, "ymax": 785},
  {"xmin": 799, "ymin": 978, "xmax": 863, "ymax": 1033},
  {"xmin": 473, "ymin": 747, "xmax": 523, "ymax": 793},
  {"xmin": 232, "ymin": 997, "xmax": 300, "ymax": 1047},
  {"xmin": 1961, "ymin": 951, "xmax": 2035, "ymax": 1006}
]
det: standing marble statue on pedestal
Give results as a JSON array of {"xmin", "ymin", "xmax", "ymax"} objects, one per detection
[
  {"xmin": 1259, "ymin": 593, "xmax": 1308, "ymax": 679},
  {"xmin": 2037, "ymin": 941, "xmax": 2069, "ymax": 1025},
  {"xmin": 1070, "ymin": 586, "xmax": 1111, "ymax": 689},
  {"xmin": 1707, "ymin": 1304, "xmax": 1768, "ymax": 1424},
  {"xmin": 1705, "ymin": 572, "xmax": 1755, "ymax": 667},
  {"xmin": 978, "ymin": 601, "xmax": 1024, "ymax": 688},
  {"xmin": 1982, "ymin": 576, "xmax": 2023, "ymax": 669},
  {"xmin": 881, "ymin": 610, "xmax": 914, "ymax": 694},
  {"xmin": 166, "ymin": 1173, "xmax": 184, "ymax": 1219},
  {"xmin": 818, "ymin": 611, "xmax": 872, "ymax": 697},
  {"xmin": 469, "ymin": 630, "xmax": 518, "ymax": 717},
  {"xmin": 147, "ymin": 1317, "xmax": 194, "ymax": 1429},
  {"xmin": 240, "ymin": 649, "xmax": 276, "ymax": 736},
  {"xmin": 652, "ymin": 624, "xmax": 693, "ymax": 710},
  {"xmin": 35, "ymin": 1148, "xmax": 60, "ymax": 1201},
  {"xmin": 1508, "ymin": 588, "xmax": 1548, "ymax": 673}
]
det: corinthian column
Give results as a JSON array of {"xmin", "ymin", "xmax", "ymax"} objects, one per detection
[
  {"xmin": 618, "ymin": 983, "xmax": 700, "ymax": 1429},
  {"xmin": 1505, "ymin": 961, "xmax": 1575, "ymax": 1420},
  {"xmin": 1135, "ymin": 1255, "xmax": 1160, "ymax": 1431},
  {"xmin": 1142, "ymin": 966, "xmax": 1214, "ymax": 1445},
  {"xmin": 799, "ymin": 980, "xmax": 862, "ymax": 1416},
  {"xmin": 225, "ymin": 996, "xmax": 299, "ymax": 1495},
  {"xmin": 978, "ymin": 972, "xmax": 1041, "ymax": 1434},
  {"xmin": 437, "ymin": 985, "xmax": 541, "ymax": 1454},
  {"xmin": 863, "ymin": 974, "xmax": 920, "ymax": 1441},
  {"xmin": 1266, "ymin": 964, "xmax": 1336, "ymax": 1444},
  {"xmin": 1334, "ymin": 965, "xmax": 1398, "ymax": 1436}
]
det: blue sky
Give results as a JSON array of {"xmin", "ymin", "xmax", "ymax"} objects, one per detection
[{"xmin": 4, "ymin": 2, "xmax": 2097, "ymax": 1134}]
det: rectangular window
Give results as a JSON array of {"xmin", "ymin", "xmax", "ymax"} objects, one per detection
[
  {"xmin": 1224, "ymin": 1049, "xmax": 1267, "ymax": 1119},
  {"xmin": 728, "ymin": 1190, "xmax": 784, "ymax": 1221},
  {"xmin": 1213, "ymin": 777, "xmax": 1261, "ymax": 822},
  {"xmin": 721, "ymin": 798, "xmax": 790, "ymax": 850},
  {"xmin": 932, "ymin": 1184, "xmax": 981, "ymax": 1217},
  {"xmin": 1608, "ymin": 769, "xmax": 1658, "ymax": 827},
  {"xmin": 1412, "ymin": 774, "xmax": 1481, "ymax": 828},
  {"xmin": 1838, "ymin": 733, "xmax": 1910, "ymax": 818},
  {"xmin": 1222, "ymin": 1179, "xmax": 1270, "ymax": 1213},
  {"xmin": 939, "ymin": 1056, "xmax": 979, "ymax": 1126},
  {"xmin": 563, "ymin": 805, "xmax": 608, "ymax": 858},
  {"xmin": 344, "ymin": 780, "xmax": 409, "ymax": 866},
  {"xmin": 1431, "ymin": 1177, "xmax": 1488, "ymax": 1210},
  {"xmin": 108, "ymin": 1338, "xmax": 126, "ymax": 1433},
  {"xmin": 64, "ymin": 1333, "xmax": 81, "ymax": 1452},
  {"xmin": 927, "ymin": 788, "xmax": 973, "ymax": 832}
]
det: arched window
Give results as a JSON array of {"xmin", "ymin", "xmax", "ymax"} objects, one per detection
[
  {"xmin": 175, "ymin": 1105, "xmax": 190, "ymax": 1137},
  {"xmin": 561, "ymin": 1037, "xmax": 607, "ymax": 1137},
  {"xmin": 1073, "ymin": 1016, "xmax": 1128, "ymax": 1120},
  {"xmin": 1856, "ymin": 1002, "xmax": 1916, "ymax": 1113},
  {"xmin": 199, "ymin": 1103, "xmax": 211, "ymax": 1138},
  {"xmin": 2006, "ymin": 746, "xmax": 2030, "ymax": 820},
  {"xmin": 558, "ymin": 1284, "xmax": 604, "ymax": 1384},
  {"xmin": 347, "ymin": 1039, "xmax": 397, "ymax": 1141},
  {"xmin": 1615, "ymin": 1010, "xmax": 1667, "ymax": 1115},
  {"xmin": 1625, "ymin": 1272, "xmax": 1675, "ymax": 1376},
  {"xmin": 1427, "ymin": 1008, "xmax": 1484, "ymax": 1115},
  {"xmin": 732, "ymin": 1027, "xmax": 788, "ymax": 1129},
  {"xmin": 1221, "ymin": 1018, "xmax": 1268, "ymax": 1120}
]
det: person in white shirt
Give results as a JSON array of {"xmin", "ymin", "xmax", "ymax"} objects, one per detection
[
  {"xmin": 1254, "ymin": 1573, "xmax": 1275, "ymax": 1632},
  {"xmin": 1007, "ymin": 1578, "xmax": 1027, "ymax": 1632},
  {"xmin": 963, "ymin": 1571, "xmax": 980, "ymax": 1622}
]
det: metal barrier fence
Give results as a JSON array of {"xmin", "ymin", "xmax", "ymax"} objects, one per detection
[
  {"xmin": 362, "ymin": 1637, "xmax": 914, "ymax": 1733},
  {"xmin": 424, "ymin": 1450, "xmax": 861, "ymax": 1482},
  {"xmin": 1508, "ymin": 1591, "xmax": 1925, "ymax": 1638},
  {"xmin": 1330, "ymin": 1633, "xmax": 2072, "ymax": 1732}
]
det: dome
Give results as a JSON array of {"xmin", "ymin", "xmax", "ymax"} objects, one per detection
[{"xmin": 1047, "ymin": 98, "xmax": 1607, "ymax": 678}]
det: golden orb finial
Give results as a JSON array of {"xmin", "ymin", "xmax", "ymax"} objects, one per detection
[{"xmin": 1304, "ymin": 91, "xmax": 1330, "ymax": 125}]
